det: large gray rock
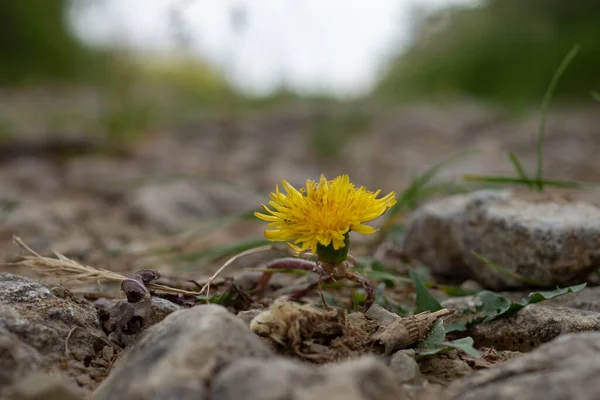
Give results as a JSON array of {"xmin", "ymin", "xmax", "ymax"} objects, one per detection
[
  {"xmin": 3, "ymin": 371, "xmax": 84, "ymax": 400},
  {"xmin": 0, "ymin": 327, "xmax": 43, "ymax": 389},
  {"xmin": 467, "ymin": 304, "xmax": 600, "ymax": 352},
  {"xmin": 92, "ymin": 304, "xmax": 274, "ymax": 400},
  {"xmin": 212, "ymin": 355, "xmax": 408, "ymax": 400},
  {"xmin": 404, "ymin": 189, "xmax": 600, "ymax": 290},
  {"xmin": 0, "ymin": 274, "xmax": 104, "ymax": 389},
  {"xmin": 387, "ymin": 350, "xmax": 423, "ymax": 386},
  {"xmin": 445, "ymin": 331, "xmax": 600, "ymax": 400},
  {"xmin": 443, "ymin": 293, "xmax": 600, "ymax": 352},
  {"xmin": 99, "ymin": 296, "xmax": 181, "ymax": 347}
]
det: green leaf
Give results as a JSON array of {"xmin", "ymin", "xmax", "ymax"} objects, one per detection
[
  {"xmin": 410, "ymin": 269, "xmax": 443, "ymax": 313},
  {"xmin": 477, "ymin": 290, "xmax": 512, "ymax": 315},
  {"xmin": 483, "ymin": 282, "xmax": 587, "ymax": 322},
  {"xmin": 352, "ymin": 290, "xmax": 366, "ymax": 306},
  {"xmin": 444, "ymin": 321, "xmax": 468, "ymax": 333},
  {"xmin": 416, "ymin": 319, "xmax": 481, "ymax": 359},
  {"xmin": 420, "ymin": 319, "xmax": 446, "ymax": 346},
  {"xmin": 445, "ymin": 337, "xmax": 481, "ymax": 358},
  {"xmin": 445, "ymin": 283, "xmax": 587, "ymax": 332},
  {"xmin": 592, "ymin": 91, "xmax": 600, "ymax": 102},
  {"xmin": 415, "ymin": 319, "xmax": 447, "ymax": 357},
  {"xmin": 410, "ymin": 265, "xmax": 433, "ymax": 282},
  {"xmin": 196, "ymin": 291, "xmax": 234, "ymax": 305},
  {"xmin": 529, "ymin": 283, "xmax": 588, "ymax": 303}
]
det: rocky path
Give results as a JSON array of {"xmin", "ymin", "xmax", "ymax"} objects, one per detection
[{"xmin": 1, "ymin": 101, "xmax": 600, "ymax": 399}]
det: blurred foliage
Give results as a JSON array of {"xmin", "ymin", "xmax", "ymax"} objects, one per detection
[
  {"xmin": 0, "ymin": 0, "xmax": 103, "ymax": 85},
  {"xmin": 376, "ymin": 0, "xmax": 600, "ymax": 107},
  {"xmin": 0, "ymin": 0, "xmax": 246, "ymax": 141}
]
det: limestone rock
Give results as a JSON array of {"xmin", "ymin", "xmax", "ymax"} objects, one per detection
[
  {"xmin": 3, "ymin": 372, "xmax": 83, "ymax": 400},
  {"xmin": 0, "ymin": 274, "xmax": 104, "ymax": 388},
  {"xmin": 388, "ymin": 350, "xmax": 423, "ymax": 386},
  {"xmin": 0, "ymin": 327, "xmax": 43, "ymax": 389},
  {"xmin": 404, "ymin": 189, "xmax": 600, "ymax": 290},
  {"xmin": 100, "ymin": 296, "xmax": 181, "ymax": 347},
  {"xmin": 468, "ymin": 304, "xmax": 600, "ymax": 351},
  {"xmin": 446, "ymin": 331, "xmax": 600, "ymax": 400},
  {"xmin": 92, "ymin": 304, "xmax": 273, "ymax": 400},
  {"xmin": 212, "ymin": 355, "xmax": 408, "ymax": 400},
  {"xmin": 237, "ymin": 309, "xmax": 263, "ymax": 326}
]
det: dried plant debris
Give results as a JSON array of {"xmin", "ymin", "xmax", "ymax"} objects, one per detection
[
  {"xmin": 249, "ymin": 298, "xmax": 457, "ymax": 363},
  {"xmin": 11, "ymin": 236, "xmax": 201, "ymax": 297},
  {"xmin": 250, "ymin": 297, "xmax": 351, "ymax": 361},
  {"xmin": 371, "ymin": 309, "xmax": 455, "ymax": 355},
  {"xmin": 121, "ymin": 269, "xmax": 159, "ymax": 303}
]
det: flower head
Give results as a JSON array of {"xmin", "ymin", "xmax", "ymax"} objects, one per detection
[{"xmin": 255, "ymin": 174, "xmax": 397, "ymax": 261}]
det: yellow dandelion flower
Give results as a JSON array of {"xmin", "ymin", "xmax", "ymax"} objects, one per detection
[{"xmin": 255, "ymin": 174, "xmax": 397, "ymax": 263}]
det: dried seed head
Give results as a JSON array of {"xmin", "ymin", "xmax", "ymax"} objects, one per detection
[{"xmin": 372, "ymin": 309, "xmax": 455, "ymax": 355}]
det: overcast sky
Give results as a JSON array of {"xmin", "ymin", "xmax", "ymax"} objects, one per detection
[{"xmin": 70, "ymin": 0, "xmax": 477, "ymax": 97}]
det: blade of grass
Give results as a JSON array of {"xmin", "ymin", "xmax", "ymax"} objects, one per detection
[
  {"xmin": 507, "ymin": 151, "xmax": 532, "ymax": 188},
  {"xmin": 536, "ymin": 44, "xmax": 580, "ymax": 190},
  {"xmin": 173, "ymin": 238, "xmax": 271, "ymax": 271},
  {"xmin": 471, "ymin": 251, "xmax": 546, "ymax": 286},
  {"xmin": 147, "ymin": 208, "xmax": 261, "ymax": 257},
  {"xmin": 392, "ymin": 150, "xmax": 478, "ymax": 214},
  {"xmin": 375, "ymin": 150, "xmax": 478, "ymax": 244},
  {"xmin": 461, "ymin": 174, "xmax": 600, "ymax": 189},
  {"xmin": 409, "ymin": 269, "xmax": 443, "ymax": 313}
]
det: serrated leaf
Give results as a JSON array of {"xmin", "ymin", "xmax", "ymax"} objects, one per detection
[
  {"xmin": 410, "ymin": 269, "xmax": 443, "ymax": 313},
  {"xmin": 528, "ymin": 283, "xmax": 587, "ymax": 303},
  {"xmin": 446, "ymin": 283, "xmax": 587, "ymax": 331},
  {"xmin": 483, "ymin": 282, "xmax": 586, "ymax": 322}
]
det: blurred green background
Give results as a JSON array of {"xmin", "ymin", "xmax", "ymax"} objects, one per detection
[
  {"xmin": 376, "ymin": 0, "xmax": 600, "ymax": 108},
  {"xmin": 1, "ymin": 0, "xmax": 599, "ymax": 135}
]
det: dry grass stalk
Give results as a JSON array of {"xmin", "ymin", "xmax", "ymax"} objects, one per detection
[
  {"xmin": 12, "ymin": 236, "xmax": 202, "ymax": 297},
  {"xmin": 199, "ymin": 244, "xmax": 274, "ymax": 303}
]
